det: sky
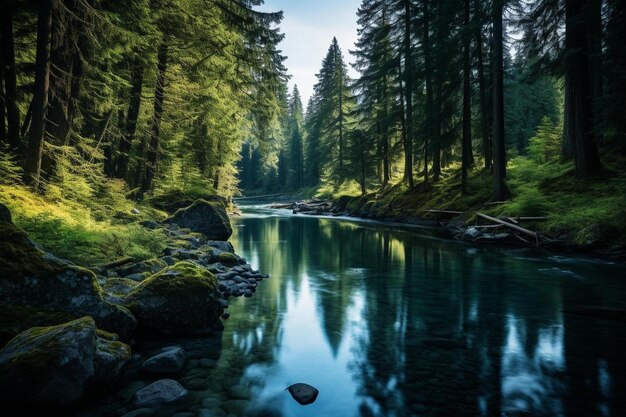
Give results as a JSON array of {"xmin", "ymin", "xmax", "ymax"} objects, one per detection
[{"xmin": 257, "ymin": 0, "xmax": 362, "ymax": 109}]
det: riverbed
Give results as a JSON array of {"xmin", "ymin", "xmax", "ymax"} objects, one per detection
[{"xmin": 73, "ymin": 203, "xmax": 626, "ymax": 417}]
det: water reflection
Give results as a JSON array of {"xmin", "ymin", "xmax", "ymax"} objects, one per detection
[{"xmin": 225, "ymin": 206, "xmax": 626, "ymax": 417}]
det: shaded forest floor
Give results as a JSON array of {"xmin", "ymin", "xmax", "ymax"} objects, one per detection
[{"xmin": 311, "ymin": 155, "xmax": 626, "ymax": 259}]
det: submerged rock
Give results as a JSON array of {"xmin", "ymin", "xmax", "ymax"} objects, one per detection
[
  {"xmin": 287, "ymin": 383, "xmax": 319, "ymax": 405},
  {"xmin": 133, "ymin": 379, "xmax": 188, "ymax": 407},
  {"xmin": 123, "ymin": 261, "xmax": 224, "ymax": 335},
  {"xmin": 140, "ymin": 346, "xmax": 186, "ymax": 374},
  {"xmin": 164, "ymin": 199, "xmax": 232, "ymax": 241},
  {"xmin": 0, "ymin": 317, "xmax": 130, "ymax": 405}
]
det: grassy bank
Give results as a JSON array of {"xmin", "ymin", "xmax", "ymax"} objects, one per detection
[{"xmin": 313, "ymin": 155, "xmax": 626, "ymax": 252}]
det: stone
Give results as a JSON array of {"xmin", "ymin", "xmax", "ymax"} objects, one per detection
[
  {"xmin": 222, "ymin": 399, "xmax": 250, "ymax": 414},
  {"xmin": 0, "ymin": 215, "xmax": 137, "ymax": 339},
  {"xmin": 208, "ymin": 241, "xmax": 235, "ymax": 253},
  {"xmin": 133, "ymin": 379, "xmax": 188, "ymax": 407},
  {"xmin": 120, "ymin": 408, "xmax": 155, "ymax": 417},
  {"xmin": 463, "ymin": 227, "xmax": 481, "ymax": 239},
  {"xmin": 94, "ymin": 330, "xmax": 132, "ymax": 386},
  {"xmin": 287, "ymin": 383, "xmax": 319, "ymax": 405},
  {"xmin": 202, "ymin": 397, "xmax": 222, "ymax": 408},
  {"xmin": 140, "ymin": 346, "xmax": 186, "ymax": 374},
  {"xmin": 229, "ymin": 385, "xmax": 251, "ymax": 400},
  {"xmin": 117, "ymin": 258, "xmax": 168, "ymax": 277},
  {"xmin": 0, "ymin": 317, "xmax": 130, "ymax": 405},
  {"xmin": 165, "ymin": 199, "xmax": 232, "ymax": 241},
  {"xmin": 123, "ymin": 261, "xmax": 224, "ymax": 335}
]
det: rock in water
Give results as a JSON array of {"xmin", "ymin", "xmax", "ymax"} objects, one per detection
[
  {"xmin": 287, "ymin": 383, "xmax": 319, "ymax": 405},
  {"xmin": 133, "ymin": 379, "xmax": 188, "ymax": 407},
  {"xmin": 165, "ymin": 199, "xmax": 232, "ymax": 241},
  {"xmin": 140, "ymin": 346, "xmax": 187, "ymax": 374},
  {"xmin": 0, "ymin": 317, "xmax": 130, "ymax": 405},
  {"xmin": 123, "ymin": 261, "xmax": 224, "ymax": 335}
]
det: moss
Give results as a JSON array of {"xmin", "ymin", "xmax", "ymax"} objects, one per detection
[
  {"xmin": 0, "ymin": 219, "xmax": 63, "ymax": 278},
  {"xmin": 1, "ymin": 185, "xmax": 168, "ymax": 267},
  {"xmin": 125, "ymin": 261, "xmax": 218, "ymax": 305},
  {"xmin": 0, "ymin": 317, "xmax": 95, "ymax": 373},
  {"xmin": 101, "ymin": 278, "xmax": 139, "ymax": 297},
  {"xmin": 96, "ymin": 329, "xmax": 119, "ymax": 342},
  {"xmin": 0, "ymin": 304, "xmax": 77, "ymax": 346},
  {"xmin": 216, "ymin": 252, "xmax": 238, "ymax": 266},
  {"xmin": 147, "ymin": 190, "xmax": 226, "ymax": 214}
]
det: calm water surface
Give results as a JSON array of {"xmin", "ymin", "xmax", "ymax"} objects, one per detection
[
  {"xmin": 223, "ymin": 204, "xmax": 626, "ymax": 417},
  {"xmin": 74, "ymin": 204, "xmax": 626, "ymax": 417}
]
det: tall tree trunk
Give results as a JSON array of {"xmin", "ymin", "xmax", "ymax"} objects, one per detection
[
  {"xmin": 338, "ymin": 68, "xmax": 344, "ymax": 177},
  {"xmin": 424, "ymin": 0, "xmax": 434, "ymax": 183},
  {"xmin": 1, "ymin": 0, "xmax": 21, "ymax": 152},
  {"xmin": 116, "ymin": 57, "xmax": 144, "ymax": 179},
  {"xmin": 475, "ymin": 0, "xmax": 491, "ymax": 170},
  {"xmin": 565, "ymin": 0, "xmax": 601, "ymax": 177},
  {"xmin": 104, "ymin": 110, "xmax": 120, "ymax": 177},
  {"xmin": 0, "ymin": 37, "xmax": 6, "ymax": 145},
  {"xmin": 142, "ymin": 41, "xmax": 168, "ymax": 193},
  {"xmin": 462, "ymin": 0, "xmax": 471, "ymax": 194},
  {"xmin": 588, "ymin": 0, "xmax": 603, "ymax": 141},
  {"xmin": 402, "ymin": 0, "xmax": 415, "ymax": 187},
  {"xmin": 562, "ymin": 74, "xmax": 573, "ymax": 158},
  {"xmin": 492, "ymin": 0, "xmax": 508, "ymax": 200},
  {"xmin": 25, "ymin": 0, "xmax": 53, "ymax": 190}
]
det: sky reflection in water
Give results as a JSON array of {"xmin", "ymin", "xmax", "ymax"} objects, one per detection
[{"xmin": 222, "ymin": 205, "xmax": 626, "ymax": 417}]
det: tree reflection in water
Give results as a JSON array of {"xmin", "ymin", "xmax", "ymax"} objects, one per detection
[{"xmin": 223, "ymin": 207, "xmax": 626, "ymax": 417}]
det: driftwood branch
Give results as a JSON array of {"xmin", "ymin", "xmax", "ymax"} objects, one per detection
[{"xmin": 476, "ymin": 212, "xmax": 539, "ymax": 243}]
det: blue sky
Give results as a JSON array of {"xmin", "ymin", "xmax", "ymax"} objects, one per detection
[{"xmin": 257, "ymin": 0, "xmax": 362, "ymax": 108}]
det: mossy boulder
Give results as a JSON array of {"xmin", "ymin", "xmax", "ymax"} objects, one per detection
[
  {"xmin": 147, "ymin": 190, "xmax": 227, "ymax": 214},
  {"xmin": 0, "ymin": 203, "xmax": 136, "ymax": 340},
  {"xmin": 164, "ymin": 199, "xmax": 232, "ymax": 241},
  {"xmin": 0, "ymin": 317, "xmax": 130, "ymax": 405},
  {"xmin": 123, "ymin": 261, "xmax": 224, "ymax": 335}
]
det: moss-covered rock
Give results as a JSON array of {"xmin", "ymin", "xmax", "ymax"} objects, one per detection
[
  {"xmin": 215, "ymin": 251, "xmax": 239, "ymax": 266},
  {"xmin": 0, "ymin": 317, "xmax": 130, "ymax": 405},
  {"xmin": 0, "ymin": 304, "xmax": 76, "ymax": 346},
  {"xmin": 164, "ymin": 199, "xmax": 232, "ymax": 241},
  {"xmin": 147, "ymin": 190, "xmax": 227, "ymax": 214},
  {"xmin": 0, "ymin": 203, "xmax": 137, "ymax": 340},
  {"xmin": 115, "ymin": 258, "xmax": 168, "ymax": 277},
  {"xmin": 123, "ymin": 261, "xmax": 224, "ymax": 335}
]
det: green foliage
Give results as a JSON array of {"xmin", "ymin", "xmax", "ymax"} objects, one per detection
[
  {"xmin": 1, "ymin": 185, "xmax": 167, "ymax": 266},
  {"xmin": 0, "ymin": 148, "xmax": 23, "ymax": 185},
  {"xmin": 527, "ymin": 117, "xmax": 562, "ymax": 164}
]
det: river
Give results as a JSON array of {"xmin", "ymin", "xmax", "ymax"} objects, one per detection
[{"xmin": 73, "ymin": 203, "xmax": 626, "ymax": 417}]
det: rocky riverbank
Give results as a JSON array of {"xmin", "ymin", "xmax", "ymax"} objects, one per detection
[
  {"xmin": 0, "ymin": 198, "xmax": 269, "ymax": 413},
  {"xmin": 269, "ymin": 197, "xmax": 626, "ymax": 261}
]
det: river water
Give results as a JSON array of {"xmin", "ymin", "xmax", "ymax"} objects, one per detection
[
  {"xmin": 222, "ymin": 204, "xmax": 626, "ymax": 417},
  {"xmin": 73, "ymin": 204, "xmax": 626, "ymax": 417}
]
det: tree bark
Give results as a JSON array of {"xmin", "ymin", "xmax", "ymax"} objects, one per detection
[
  {"xmin": 423, "ymin": 0, "xmax": 434, "ymax": 183},
  {"xmin": 142, "ymin": 41, "xmax": 168, "ymax": 193},
  {"xmin": 116, "ymin": 57, "xmax": 144, "ymax": 179},
  {"xmin": 492, "ymin": 0, "xmax": 508, "ymax": 200},
  {"xmin": 0, "ymin": 33, "xmax": 6, "ymax": 145},
  {"xmin": 1, "ymin": 0, "xmax": 21, "ymax": 152},
  {"xmin": 402, "ymin": 0, "xmax": 415, "ymax": 187},
  {"xmin": 565, "ymin": 0, "xmax": 601, "ymax": 177},
  {"xmin": 475, "ymin": 0, "xmax": 491, "ymax": 170},
  {"xmin": 25, "ymin": 0, "xmax": 53, "ymax": 190},
  {"xmin": 462, "ymin": 0, "xmax": 472, "ymax": 194}
]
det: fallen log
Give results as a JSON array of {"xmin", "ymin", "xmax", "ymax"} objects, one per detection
[{"xmin": 476, "ymin": 212, "xmax": 539, "ymax": 243}]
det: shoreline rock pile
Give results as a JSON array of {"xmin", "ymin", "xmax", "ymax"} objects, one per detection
[{"xmin": 0, "ymin": 198, "xmax": 269, "ymax": 408}]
